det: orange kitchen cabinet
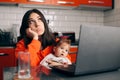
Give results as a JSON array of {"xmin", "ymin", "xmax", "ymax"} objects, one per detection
[
  {"xmin": 69, "ymin": 53, "xmax": 77, "ymax": 63},
  {"xmin": 0, "ymin": 48, "xmax": 16, "ymax": 67},
  {"xmin": 20, "ymin": 0, "xmax": 52, "ymax": 5},
  {"xmin": 69, "ymin": 46, "xmax": 78, "ymax": 63},
  {"xmin": 20, "ymin": 0, "xmax": 79, "ymax": 7},
  {"xmin": 0, "ymin": 0, "xmax": 20, "ymax": 3},
  {"xmin": 79, "ymin": 0, "xmax": 112, "ymax": 7},
  {"xmin": 52, "ymin": 0, "xmax": 79, "ymax": 7},
  {"xmin": 77, "ymin": 0, "xmax": 113, "ymax": 10},
  {"xmin": 0, "ymin": 47, "xmax": 17, "ymax": 80}
]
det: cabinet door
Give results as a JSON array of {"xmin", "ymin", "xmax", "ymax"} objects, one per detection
[
  {"xmin": 53, "ymin": 0, "xmax": 79, "ymax": 6},
  {"xmin": 0, "ymin": 0, "xmax": 19, "ymax": 3},
  {"xmin": 0, "ymin": 48, "xmax": 16, "ymax": 67},
  {"xmin": 79, "ymin": 0, "xmax": 112, "ymax": 7},
  {"xmin": 0, "ymin": 48, "xmax": 16, "ymax": 80},
  {"xmin": 21, "ymin": 0, "xmax": 51, "ymax": 5}
]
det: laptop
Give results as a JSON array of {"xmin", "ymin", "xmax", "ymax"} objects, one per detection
[{"xmin": 52, "ymin": 24, "xmax": 120, "ymax": 76}]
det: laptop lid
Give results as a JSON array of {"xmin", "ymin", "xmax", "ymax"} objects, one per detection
[{"xmin": 74, "ymin": 25, "xmax": 120, "ymax": 75}]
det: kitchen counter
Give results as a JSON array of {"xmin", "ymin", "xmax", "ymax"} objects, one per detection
[
  {"xmin": 3, "ymin": 66, "xmax": 120, "ymax": 80},
  {"xmin": 71, "ymin": 42, "xmax": 78, "ymax": 46},
  {"xmin": 0, "ymin": 46, "xmax": 15, "ymax": 48}
]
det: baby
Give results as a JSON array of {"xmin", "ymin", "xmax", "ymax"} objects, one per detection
[{"xmin": 40, "ymin": 38, "xmax": 72, "ymax": 69}]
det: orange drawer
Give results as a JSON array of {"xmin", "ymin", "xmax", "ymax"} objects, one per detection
[{"xmin": 69, "ymin": 46, "xmax": 78, "ymax": 63}]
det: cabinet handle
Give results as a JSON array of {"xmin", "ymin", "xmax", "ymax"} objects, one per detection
[
  {"xmin": 0, "ymin": 53, "xmax": 9, "ymax": 56},
  {"xmin": 28, "ymin": 0, "xmax": 45, "ymax": 2},
  {"xmin": 88, "ymin": 0, "xmax": 104, "ymax": 4},
  {"xmin": 57, "ymin": 1, "xmax": 74, "ymax": 4}
]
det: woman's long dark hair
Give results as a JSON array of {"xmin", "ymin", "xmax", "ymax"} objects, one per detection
[{"xmin": 19, "ymin": 9, "xmax": 56, "ymax": 49}]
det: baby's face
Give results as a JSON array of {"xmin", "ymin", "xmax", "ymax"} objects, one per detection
[{"xmin": 54, "ymin": 42, "xmax": 70, "ymax": 57}]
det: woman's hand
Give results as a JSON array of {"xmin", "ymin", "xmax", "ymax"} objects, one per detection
[{"xmin": 26, "ymin": 28, "xmax": 38, "ymax": 40}]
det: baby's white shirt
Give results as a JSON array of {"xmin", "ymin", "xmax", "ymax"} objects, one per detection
[{"xmin": 40, "ymin": 53, "xmax": 72, "ymax": 69}]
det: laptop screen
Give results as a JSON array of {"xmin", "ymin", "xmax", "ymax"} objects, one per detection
[{"xmin": 75, "ymin": 25, "xmax": 120, "ymax": 75}]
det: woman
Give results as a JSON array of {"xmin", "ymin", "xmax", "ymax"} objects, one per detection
[{"xmin": 15, "ymin": 9, "xmax": 71, "ymax": 67}]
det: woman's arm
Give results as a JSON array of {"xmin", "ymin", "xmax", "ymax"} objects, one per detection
[{"xmin": 15, "ymin": 39, "xmax": 41, "ymax": 66}]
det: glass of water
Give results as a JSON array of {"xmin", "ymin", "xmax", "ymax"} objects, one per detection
[{"xmin": 18, "ymin": 51, "xmax": 31, "ymax": 79}]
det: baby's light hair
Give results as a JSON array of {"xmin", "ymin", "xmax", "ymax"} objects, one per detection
[{"xmin": 55, "ymin": 38, "xmax": 71, "ymax": 47}]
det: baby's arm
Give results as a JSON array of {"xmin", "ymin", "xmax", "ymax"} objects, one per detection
[
  {"xmin": 47, "ymin": 57, "xmax": 72, "ymax": 67},
  {"xmin": 40, "ymin": 54, "xmax": 53, "ymax": 69},
  {"xmin": 46, "ymin": 59, "xmax": 63, "ymax": 67}
]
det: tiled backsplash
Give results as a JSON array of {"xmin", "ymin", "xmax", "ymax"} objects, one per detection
[
  {"xmin": 104, "ymin": 0, "xmax": 120, "ymax": 27},
  {"xmin": 0, "ymin": 6, "xmax": 104, "ymax": 40},
  {"xmin": 0, "ymin": 0, "xmax": 120, "ymax": 40},
  {"xmin": 0, "ymin": 0, "xmax": 120, "ymax": 39}
]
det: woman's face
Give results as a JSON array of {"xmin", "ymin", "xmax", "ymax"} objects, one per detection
[{"xmin": 28, "ymin": 12, "xmax": 45, "ymax": 36}]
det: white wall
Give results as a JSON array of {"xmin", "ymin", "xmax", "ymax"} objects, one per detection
[
  {"xmin": 104, "ymin": 0, "xmax": 120, "ymax": 27},
  {"xmin": 0, "ymin": 4, "xmax": 104, "ymax": 40}
]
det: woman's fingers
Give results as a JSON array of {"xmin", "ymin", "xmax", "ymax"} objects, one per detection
[{"xmin": 26, "ymin": 28, "xmax": 38, "ymax": 40}]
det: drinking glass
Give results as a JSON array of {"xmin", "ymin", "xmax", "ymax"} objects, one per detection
[{"xmin": 18, "ymin": 51, "xmax": 31, "ymax": 79}]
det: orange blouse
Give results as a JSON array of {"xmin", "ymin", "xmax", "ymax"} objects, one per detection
[{"xmin": 15, "ymin": 39, "xmax": 71, "ymax": 67}]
